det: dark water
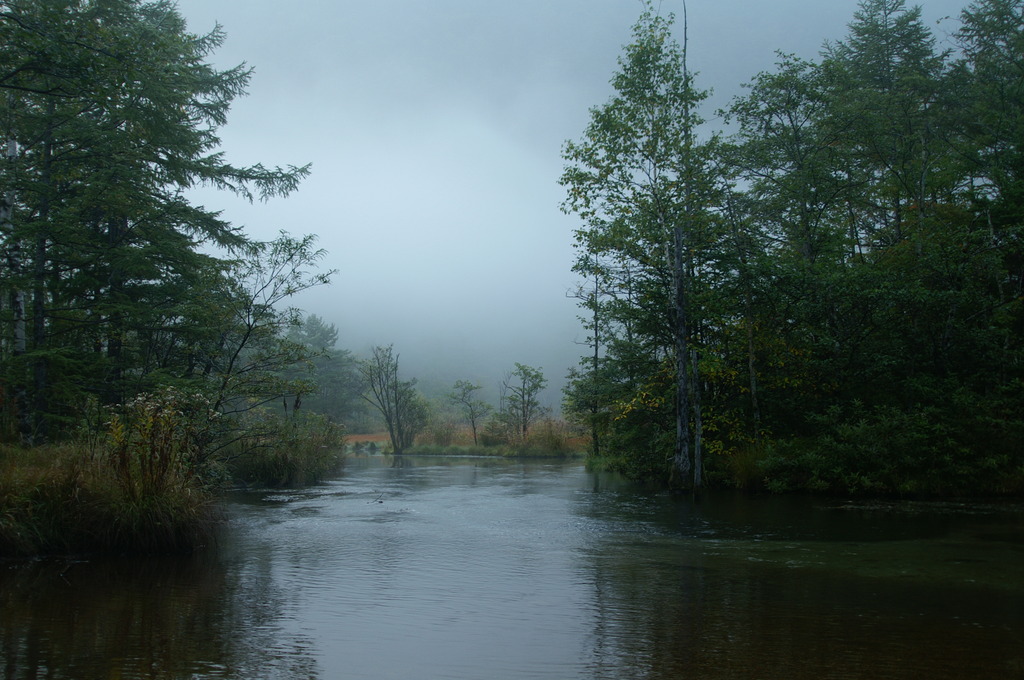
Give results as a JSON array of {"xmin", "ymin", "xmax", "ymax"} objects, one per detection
[{"xmin": 2, "ymin": 455, "xmax": 1023, "ymax": 679}]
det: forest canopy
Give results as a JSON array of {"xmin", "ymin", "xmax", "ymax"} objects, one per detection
[
  {"xmin": 561, "ymin": 0, "xmax": 1024, "ymax": 495},
  {"xmin": 0, "ymin": 0, "xmax": 323, "ymax": 444},
  {"xmin": 2, "ymin": 0, "xmax": 1022, "ymax": 499}
]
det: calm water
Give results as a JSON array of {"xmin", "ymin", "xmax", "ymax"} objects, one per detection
[{"xmin": 2, "ymin": 455, "xmax": 1023, "ymax": 679}]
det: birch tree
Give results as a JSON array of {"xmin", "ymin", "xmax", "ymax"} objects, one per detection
[{"xmin": 561, "ymin": 2, "xmax": 719, "ymax": 488}]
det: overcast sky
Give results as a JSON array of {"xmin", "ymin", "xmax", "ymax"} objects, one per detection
[{"xmin": 173, "ymin": 0, "xmax": 968, "ymax": 404}]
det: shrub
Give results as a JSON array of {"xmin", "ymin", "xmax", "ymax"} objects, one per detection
[
  {"xmin": 422, "ymin": 416, "xmax": 459, "ymax": 447},
  {"xmin": 712, "ymin": 441, "xmax": 771, "ymax": 491},
  {"xmin": 518, "ymin": 419, "xmax": 576, "ymax": 457},
  {"xmin": 106, "ymin": 388, "xmax": 218, "ymax": 500},
  {"xmin": 228, "ymin": 410, "xmax": 345, "ymax": 487},
  {"xmin": 480, "ymin": 415, "xmax": 512, "ymax": 446},
  {"xmin": 759, "ymin": 396, "xmax": 1024, "ymax": 496},
  {"xmin": 0, "ymin": 441, "xmax": 216, "ymax": 557}
]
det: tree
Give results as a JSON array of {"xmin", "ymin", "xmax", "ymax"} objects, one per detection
[
  {"xmin": 284, "ymin": 314, "xmax": 363, "ymax": 424},
  {"xmin": 561, "ymin": 3, "xmax": 720, "ymax": 488},
  {"xmin": 822, "ymin": 0, "xmax": 952, "ymax": 251},
  {"xmin": 715, "ymin": 0, "xmax": 1024, "ymax": 493},
  {"xmin": 957, "ymin": 0, "xmax": 1024, "ymax": 226},
  {"xmin": 359, "ymin": 345, "xmax": 426, "ymax": 454},
  {"xmin": 202, "ymin": 233, "xmax": 333, "ymax": 418},
  {"xmin": 500, "ymin": 363, "xmax": 548, "ymax": 443},
  {"xmin": 447, "ymin": 379, "xmax": 491, "ymax": 445},
  {"xmin": 559, "ymin": 0, "xmax": 1024, "ymax": 494},
  {"xmin": 0, "ymin": 0, "xmax": 309, "ymax": 441}
]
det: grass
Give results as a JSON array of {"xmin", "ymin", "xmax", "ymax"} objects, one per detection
[
  {"xmin": 0, "ymin": 443, "xmax": 217, "ymax": 557},
  {"xmin": 362, "ymin": 419, "xmax": 589, "ymax": 459},
  {"xmin": 227, "ymin": 410, "xmax": 346, "ymax": 487},
  {"xmin": 1, "ymin": 398, "xmax": 349, "ymax": 557}
]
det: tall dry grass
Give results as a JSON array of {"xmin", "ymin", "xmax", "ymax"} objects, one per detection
[
  {"xmin": 1, "ymin": 389, "xmax": 219, "ymax": 557},
  {"xmin": 0, "ymin": 443, "xmax": 216, "ymax": 557},
  {"xmin": 226, "ymin": 410, "xmax": 345, "ymax": 487}
]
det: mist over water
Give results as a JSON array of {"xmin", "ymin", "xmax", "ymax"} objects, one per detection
[{"xmin": 174, "ymin": 0, "xmax": 966, "ymax": 395}]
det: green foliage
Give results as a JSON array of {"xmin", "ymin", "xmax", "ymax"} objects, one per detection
[
  {"xmin": 106, "ymin": 388, "xmax": 219, "ymax": 500},
  {"xmin": 0, "ymin": 3, "xmax": 343, "ymax": 553},
  {"xmin": 447, "ymin": 379, "xmax": 492, "ymax": 445},
  {"xmin": 227, "ymin": 410, "xmax": 345, "ymax": 487},
  {"xmin": 498, "ymin": 363, "xmax": 549, "ymax": 443},
  {"xmin": 704, "ymin": 441, "xmax": 771, "ymax": 491},
  {"xmin": 284, "ymin": 315, "xmax": 365, "ymax": 425},
  {"xmin": 561, "ymin": 3, "xmax": 723, "ymax": 488},
  {"xmin": 480, "ymin": 414, "xmax": 512, "ymax": 447},
  {"xmin": 0, "ymin": 0, "xmax": 317, "ymax": 442},
  {"xmin": 761, "ymin": 388, "xmax": 1024, "ymax": 496},
  {"xmin": 0, "ymin": 439, "xmax": 217, "ymax": 558},
  {"xmin": 204, "ymin": 233, "xmax": 334, "ymax": 417},
  {"xmin": 564, "ymin": 0, "xmax": 1024, "ymax": 495}
]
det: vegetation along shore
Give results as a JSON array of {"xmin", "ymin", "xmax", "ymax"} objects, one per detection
[{"xmin": 3, "ymin": 0, "xmax": 1024, "ymax": 557}]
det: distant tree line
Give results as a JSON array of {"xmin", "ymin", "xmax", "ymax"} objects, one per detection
[
  {"xmin": 357, "ymin": 344, "xmax": 555, "ymax": 455},
  {"xmin": 561, "ymin": 0, "xmax": 1024, "ymax": 495}
]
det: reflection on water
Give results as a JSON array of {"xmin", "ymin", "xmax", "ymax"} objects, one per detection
[
  {"xmin": 2, "ymin": 455, "xmax": 1022, "ymax": 679},
  {"xmin": 0, "ymin": 551, "xmax": 320, "ymax": 679}
]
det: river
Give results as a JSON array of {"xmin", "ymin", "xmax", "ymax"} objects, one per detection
[{"xmin": 2, "ymin": 455, "xmax": 1023, "ymax": 679}]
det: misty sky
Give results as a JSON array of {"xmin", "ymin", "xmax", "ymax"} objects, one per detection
[{"xmin": 173, "ymin": 0, "xmax": 967, "ymax": 405}]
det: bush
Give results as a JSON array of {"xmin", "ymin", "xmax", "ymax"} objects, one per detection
[
  {"xmin": 590, "ymin": 419, "xmax": 674, "ymax": 481},
  {"xmin": 517, "ymin": 419, "xmax": 577, "ymax": 457},
  {"xmin": 708, "ymin": 441, "xmax": 771, "ymax": 491},
  {"xmin": 480, "ymin": 415, "xmax": 512, "ymax": 447},
  {"xmin": 421, "ymin": 416, "xmax": 460, "ymax": 447},
  {"xmin": 228, "ymin": 410, "xmax": 345, "ymax": 487},
  {"xmin": 0, "ymin": 394, "xmax": 353, "ymax": 557},
  {"xmin": 106, "ymin": 388, "xmax": 218, "ymax": 499},
  {"xmin": 0, "ymin": 441, "xmax": 216, "ymax": 557},
  {"xmin": 406, "ymin": 443, "xmax": 504, "ymax": 456},
  {"xmin": 759, "ymin": 396, "xmax": 1024, "ymax": 496}
]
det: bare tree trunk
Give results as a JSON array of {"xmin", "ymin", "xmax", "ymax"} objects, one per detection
[
  {"xmin": 591, "ymin": 276, "xmax": 601, "ymax": 458},
  {"xmin": 32, "ymin": 225, "xmax": 46, "ymax": 440},
  {"xmin": 672, "ymin": 0, "xmax": 694, "ymax": 487},
  {"xmin": 105, "ymin": 217, "xmax": 127, "ymax": 405},
  {"xmin": 1, "ymin": 136, "xmax": 32, "ymax": 442},
  {"xmin": 31, "ymin": 121, "xmax": 53, "ymax": 441},
  {"xmin": 672, "ymin": 220, "xmax": 691, "ymax": 484},
  {"xmin": 746, "ymin": 311, "xmax": 761, "ymax": 440},
  {"xmin": 691, "ymin": 346, "xmax": 702, "ymax": 490}
]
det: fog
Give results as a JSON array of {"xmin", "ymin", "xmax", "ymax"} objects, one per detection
[{"xmin": 174, "ymin": 0, "xmax": 966, "ymax": 407}]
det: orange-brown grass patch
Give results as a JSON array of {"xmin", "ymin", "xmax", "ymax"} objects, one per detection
[{"xmin": 346, "ymin": 432, "xmax": 391, "ymax": 444}]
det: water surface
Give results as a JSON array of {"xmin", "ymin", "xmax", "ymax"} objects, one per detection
[{"xmin": 2, "ymin": 455, "xmax": 1022, "ymax": 679}]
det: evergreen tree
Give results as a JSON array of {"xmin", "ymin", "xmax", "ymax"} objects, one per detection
[
  {"xmin": 284, "ymin": 314, "xmax": 364, "ymax": 424},
  {"xmin": 0, "ymin": 0, "xmax": 312, "ymax": 441}
]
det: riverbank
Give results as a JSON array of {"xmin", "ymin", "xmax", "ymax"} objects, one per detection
[
  {"xmin": 347, "ymin": 421, "xmax": 588, "ymax": 459},
  {"xmin": 0, "ymin": 411, "xmax": 345, "ymax": 557},
  {"xmin": 0, "ymin": 444, "xmax": 217, "ymax": 557}
]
